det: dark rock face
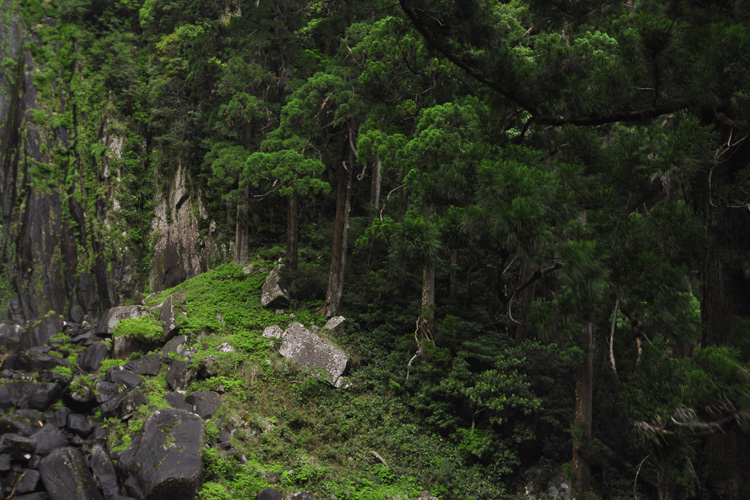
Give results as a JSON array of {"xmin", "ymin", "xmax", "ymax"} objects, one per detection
[
  {"xmin": 0, "ymin": 380, "xmax": 62, "ymax": 411},
  {"xmin": 39, "ymin": 447, "xmax": 103, "ymax": 500},
  {"xmin": 166, "ymin": 360, "xmax": 191, "ymax": 391},
  {"xmin": 186, "ymin": 391, "xmax": 222, "ymax": 419},
  {"xmin": 31, "ymin": 424, "xmax": 67, "ymax": 455},
  {"xmin": 107, "ymin": 369, "xmax": 144, "ymax": 390},
  {"xmin": 0, "ymin": 323, "xmax": 22, "ymax": 349},
  {"xmin": 258, "ymin": 488, "xmax": 284, "ymax": 500},
  {"xmin": 0, "ymin": 434, "xmax": 35, "ymax": 459},
  {"xmin": 123, "ymin": 353, "xmax": 160, "ymax": 376},
  {"xmin": 260, "ymin": 266, "xmax": 290, "ymax": 309},
  {"xmin": 119, "ymin": 409, "xmax": 203, "ymax": 500},
  {"xmin": 91, "ymin": 444, "xmax": 121, "ymax": 499},
  {"xmin": 19, "ymin": 315, "xmax": 64, "ymax": 350},
  {"xmin": 77, "ymin": 343, "xmax": 108, "ymax": 373}
]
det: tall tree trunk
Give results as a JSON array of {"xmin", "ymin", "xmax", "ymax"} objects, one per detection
[
  {"xmin": 286, "ymin": 191, "xmax": 298, "ymax": 272},
  {"xmin": 514, "ymin": 259, "xmax": 537, "ymax": 347},
  {"xmin": 420, "ymin": 263, "xmax": 435, "ymax": 338},
  {"xmin": 449, "ymin": 247, "xmax": 458, "ymax": 300},
  {"xmin": 368, "ymin": 156, "xmax": 382, "ymax": 225},
  {"xmin": 700, "ymin": 206, "xmax": 750, "ymax": 499},
  {"xmin": 322, "ymin": 126, "xmax": 354, "ymax": 318},
  {"xmin": 233, "ymin": 185, "xmax": 249, "ymax": 265},
  {"xmin": 572, "ymin": 321, "xmax": 593, "ymax": 500}
]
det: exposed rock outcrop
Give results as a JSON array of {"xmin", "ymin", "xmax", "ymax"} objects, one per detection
[{"xmin": 279, "ymin": 322, "xmax": 349, "ymax": 387}]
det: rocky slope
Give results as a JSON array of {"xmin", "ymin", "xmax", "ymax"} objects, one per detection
[{"xmin": 0, "ymin": 264, "xmax": 353, "ymax": 500}]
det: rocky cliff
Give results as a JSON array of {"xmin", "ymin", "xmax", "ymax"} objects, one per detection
[{"xmin": 0, "ymin": 3, "xmax": 222, "ymax": 324}]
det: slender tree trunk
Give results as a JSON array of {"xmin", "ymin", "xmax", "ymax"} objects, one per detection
[
  {"xmin": 449, "ymin": 247, "xmax": 458, "ymax": 300},
  {"xmin": 514, "ymin": 259, "xmax": 537, "ymax": 347},
  {"xmin": 700, "ymin": 206, "xmax": 750, "ymax": 499},
  {"xmin": 286, "ymin": 191, "xmax": 299, "ymax": 272},
  {"xmin": 572, "ymin": 321, "xmax": 593, "ymax": 500},
  {"xmin": 420, "ymin": 263, "xmax": 435, "ymax": 338},
  {"xmin": 368, "ymin": 156, "xmax": 382, "ymax": 225},
  {"xmin": 322, "ymin": 126, "xmax": 354, "ymax": 318},
  {"xmin": 234, "ymin": 185, "xmax": 249, "ymax": 265}
]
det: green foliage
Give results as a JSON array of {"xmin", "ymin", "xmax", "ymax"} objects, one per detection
[{"xmin": 113, "ymin": 316, "xmax": 163, "ymax": 342}]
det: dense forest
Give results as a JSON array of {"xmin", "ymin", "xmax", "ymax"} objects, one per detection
[{"xmin": 2, "ymin": 0, "xmax": 750, "ymax": 499}]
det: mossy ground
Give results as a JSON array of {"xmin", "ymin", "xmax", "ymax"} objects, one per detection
[{"xmin": 132, "ymin": 262, "xmax": 496, "ymax": 500}]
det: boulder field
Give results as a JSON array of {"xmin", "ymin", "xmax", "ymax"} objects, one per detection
[{"xmin": 0, "ymin": 299, "xmax": 348, "ymax": 500}]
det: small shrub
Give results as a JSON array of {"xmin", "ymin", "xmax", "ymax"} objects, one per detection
[{"xmin": 113, "ymin": 316, "xmax": 163, "ymax": 342}]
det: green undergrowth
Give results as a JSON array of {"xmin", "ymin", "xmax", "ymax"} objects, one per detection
[
  {"xmin": 113, "ymin": 316, "xmax": 163, "ymax": 342},
  {"xmin": 131, "ymin": 262, "xmax": 513, "ymax": 499}
]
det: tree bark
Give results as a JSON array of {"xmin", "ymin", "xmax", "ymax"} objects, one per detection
[
  {"xmin": 368, "ymin": 156, "xmax": 382, "ymax": 225},
  {"xmin": 286, "ymin": 191, "xmax": 298, "ymax": 272},
  {"xmin": 514, "ymin": 259, "xmax": 537, "ymax": 347},
  {"xmin": 233, "ymin": 184, "xmax": 250, "ymax": 265},
  {"xmin": 420, "ymin": 263, "xmax": 435, "ymax": 338},
  {"xmin": 572, "ymin": 321, "xmax": 593, "ymax": 500},
  {"xmin": 700, "ymin": 205, "xmax": 750, "ymax": 499},
  {"xmin": 322, "ymin": 126, "xmax": 354, "ymax": 318}
]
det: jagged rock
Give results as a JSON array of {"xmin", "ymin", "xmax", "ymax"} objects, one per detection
[
  {"xmin": 95, "ymin": 381, "xmax": 120, "ymax": 404},
  {"xmin": 14, "ymin": 349, "xmax": 69, "ymax": 372},
  {"xmin": 118, "ymin": 409, "xmax": 203, "ymax": 499},
  {"xmin": 166, "ymin": 360, "xmax": 191, "ymax": 391},
  {"xmin": 6, "ymin": 298, "xmax": 25, "ymax": 326},
  {"xmin": 39, "ymin": 447, "xmax": 103, "ymax": 500},
  {"xmin": 0, "ymin": 434, "xmax": 35, "ymax": 459},
  {"xmin": 107, "ymin": 368, "xmax": 143, "ymax": 390},
  {"xmin": 0, "ymin": 454, "xmax": 9, "ymax": 471},
  {"xmin": 31, "ymin": 424, "xmax": 67, "ymax": 455},
  {"xmin": 77, "ymin": 273, "xmax": 99, "ymax": 317},
  {"xmin": 50, "ymin": 407, "xmax": 72, "ymax": 429},
  {"xmin": 111, "ymin": 334, "xmax": 155, "ymax": 360},
  {"xmin": 66, "ymin": 414, "xmax": 92, "ymax": 438},
  {"xmin": 164, "ymin": 392, "xmax": 191, "ymax": 411},
  {"xmin": 95, "ymin": 306, "xmax": 150, "ymax": 335},
  {"xmin": 91, "ymin": 444, "xmax": 121, "ymax": 499},
  {"xmin": 279, "ymin": 323, "xmax": 349, "ymax": 387},
  {"xmin": 257, "ymin": 488, "xmax": 283, "ymax": 500},
  {"xmin": 0, "ymin": 380, "xmax": 62, "ymax": 411},
  {"xmin": 322, "ymin": 316, "xmax": 345, "ymax": 336},
  {"xmin": 99, "ymin": 388, "xmax": 147, "ymax": 420},
  {"xmin": 260, "ymin": 266, "xmax": 290, "ymax": 309},
  {"xmin": 123, "ymin": 353, "xmax": 160, "ymax": 375},
  {"xmin": 77, "ymin": 343, "xmax": 108, "ymax": 373},
  {"xmin": 160, "ymin": 292, "xmax": 184, "ymax": 340},
  {"xmin": 69, "ymin": 303, "xmax": 85, "ymax": 324},
  {"xmin": 186, "ymin": 391, "xmax": 222, "ymax": 419},
  {"xmin": 0, "ymin": 323, "xmax": 22, "ymax": 349},
  {"xmin": 0, "ymin": 412, "xmax": 39, "ymax": 436},
  {"xmin": 160, "ymin": 335, "xmax": 188, "ymax": 359},
  {"xmin": 262, "ymin": 325, "xmax": 283, "ymax": 339},
  {"xmin": 70, "ymin": 328, "xmax": 96, "ymax": 344},
  {"xmin": 19, "ymin": 315, "xmax": 64, "ymax": 350},
  {"xmin": 15, "ymin": 468, "xmax": 40, "ymax": 494}
]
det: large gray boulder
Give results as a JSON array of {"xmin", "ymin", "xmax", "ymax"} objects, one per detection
[
  {"xmin": 260, "ymin": 266, "xmax": 290, "ymax": 309},
  {"xmin": 119, "ymin": 408, "xmax": 203, "ymax": 499},
  {"xmin": 95, "ymin": 306, "xmax": 150, "ymax": 335},
  {"xmin": 279, "ymin": 323, "xmax": 349, "ymax": 387}
]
